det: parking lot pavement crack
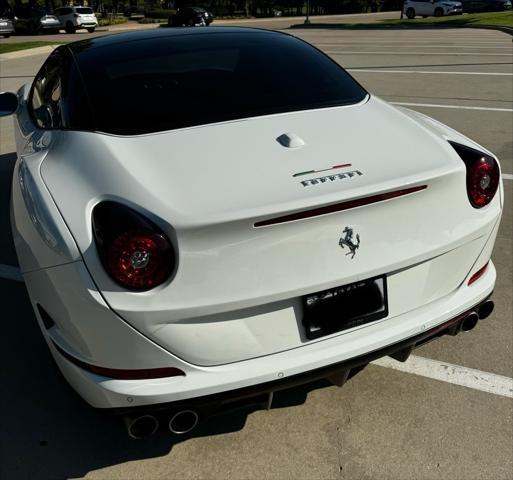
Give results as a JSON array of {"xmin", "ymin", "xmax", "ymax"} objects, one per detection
[{"xmin": 336, "ymin": 426, "xmax": 344, "ymax": 478}]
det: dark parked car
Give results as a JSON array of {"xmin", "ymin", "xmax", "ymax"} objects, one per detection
[
  {"xmin": 461, "ymin": 0, "xmax": 512, "ymax": 10},
  {"xmin": 14, "ymin": 5, "xmax": 60, "ymax": 34},
  {"xmin": 168, "ymin": 6, "xmax": 213, "ymax": 26}
]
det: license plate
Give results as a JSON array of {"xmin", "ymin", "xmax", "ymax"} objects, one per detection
[
  {"xmin": 0, "ymin": 22, "xmax": 7, "ymax": 26},
  {"xmin": 302, "ymin": 275, "xmax": 388, "ymax": 339}
]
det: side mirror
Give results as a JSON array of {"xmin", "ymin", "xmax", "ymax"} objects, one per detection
[{"xmin": 0, "ymin": 92, "xmax": 18, "ymax": 117}]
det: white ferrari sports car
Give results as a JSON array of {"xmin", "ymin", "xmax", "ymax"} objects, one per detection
[{"xmin": 1, "ymin": 28, "xmax": 502, "ymax": 438}]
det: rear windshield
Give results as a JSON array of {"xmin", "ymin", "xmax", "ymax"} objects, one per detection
[
  {"xmin": 76, "ymin": 7, "xmax": 93, "ymax": 14},
  {"xmin": 73, "ymin": 32, "xmax": 367, "ymax": 135}
]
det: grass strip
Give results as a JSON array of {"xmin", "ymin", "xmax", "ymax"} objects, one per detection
[
  {"xmin": 292, "ymin": 11, "xmax": 512, "ymax": 29},
  {"xmin": 377, "ymin": 10, "xmax": 512, "ymax": 27},
  {"xmin": 0, "ymin": 41, "xmax": 63, "ymax": 54}
]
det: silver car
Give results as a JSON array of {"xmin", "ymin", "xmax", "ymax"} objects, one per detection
[
  {"xmin": 404, "ymin": 0, "xmax": 463, "ymax": 18},
  {"xmin": 0, "ymin": 17, "xmax": 15, "ymax": 38}
]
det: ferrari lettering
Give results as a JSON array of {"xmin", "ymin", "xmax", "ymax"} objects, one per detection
[{"xmin": 300, "ymin": 170, "xmax": 363, "ymax": 187}]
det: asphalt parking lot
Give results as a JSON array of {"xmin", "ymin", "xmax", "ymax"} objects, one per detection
[{"xmin": 0, "ymin": 23, "xmax": 512, "ymax": 480}]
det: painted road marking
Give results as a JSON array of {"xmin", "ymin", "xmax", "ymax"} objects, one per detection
[
  {"xmin": 503, "ymin": 173, "xmax": 513, "ymax": 180},
  {"xmin": 392, "ymin": 102, "xmax": 513, "ymax": 112},
  {"xmin": 326, "ymin": 51, "xmax": 513, "ymax": 56},
  {"xmin": 372, "ymin": 355, "xmax": 513, "ymax": 398},
  {"xmin": 318, "ymin": 44, "xmax": 513, "ymax": 49},
  {"xmin": 349, "ymin": 69, "xmax": 513, "ymax": 76},
  {"xmin": 0, "ymin": 264, "xmax": 23, "ymax": 282}
]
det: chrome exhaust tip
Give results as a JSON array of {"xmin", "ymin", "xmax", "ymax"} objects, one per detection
[
  {"xmin": 168, "ymin": 410, "xmax": 199, "ymax": 435},
  {"xmin": 478, "ymin": 300, "xmax": 494, "ymax": 320},
  {"xmin": 125, "ymin": 414, "xmax": 159, "ymax": 439},
  {"xmin": 460, "ymin": 312, "xmax": 479, "ymax": 332}
]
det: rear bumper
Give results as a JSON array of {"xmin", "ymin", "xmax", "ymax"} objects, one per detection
[
  {"xmin": 109, "ymin": 294, "xmax": 493, "ymax": 417},
  {"xmin": 40, "ymin": 23, "xmax": 60, "ymax": 30},
  {"xmin": 34, "ymin": 259, "xmax": 496, "ymax": 410},
  {"xmin": 0, "ymin": 23, "xmax": 14, "ymax": 34}
]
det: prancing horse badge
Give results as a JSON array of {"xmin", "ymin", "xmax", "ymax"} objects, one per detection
[{"xmin": 339, "ymin": 227, "xmax": 360, "ymax": 259}]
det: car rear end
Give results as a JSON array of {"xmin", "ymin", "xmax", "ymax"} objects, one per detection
[
  {"xmin": 73, "ymin": 7, "xmax": 98, "ymax": 30},
  {"xmin": 11, "ymin": 31, "xmax": 503, "ymax": 436},
  {"xmin": 0, "ymin": 17, "xmax": 14, "ymax": 37},
  {"xmin": 38, "ymin": 11, "xmax": 60, "ymax": 31},
  {"xmin": 192, "ymin": 8, "xmax": 208, "ymax": 25}
]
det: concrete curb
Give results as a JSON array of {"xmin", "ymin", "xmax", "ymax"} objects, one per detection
[{"xmin": 0, "ymin": 45, "xmax": 61, "ymax": 61}]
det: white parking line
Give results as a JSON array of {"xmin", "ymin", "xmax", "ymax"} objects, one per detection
[
  {"xmin": 503, "ymin": 173, "xmax": 513, "ymax": 180},
  {"xmin": 372, "ymin": 355, "xmax": 513, "ymax": 398},
  {"xmin": 0, "ymin": 264, "xmax": 23, "ymax": 282},
  {"xmin": 319, "ymin": 44, "xmax": 513, "ymax": 50},
  {"xmin": 392, "ymin": 102, "xmax": 513, "ymax": 112},
  {"xmin": 349, "ymin": 69, "xmax": 513, "ymax": 76},
  {"xmin": 326, "ymin": 51, "xmax": 513, "ymax": 56}
]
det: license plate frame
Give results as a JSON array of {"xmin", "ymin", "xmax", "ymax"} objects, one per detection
[{"xmin": 302, "ymin": 275, "xmax": 388, "ymax": 340}]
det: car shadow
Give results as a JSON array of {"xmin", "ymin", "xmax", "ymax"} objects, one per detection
[
  {"xmin": 0, "ymin": 151, "xmax": 343, "ymax": 478},
  {"xmin": 0, "ymin": 152, "xmax": 19, "ymax": 266},
  {"xmin": 0, "ymin": 277, "xmax": 338, "ymax": 478}
]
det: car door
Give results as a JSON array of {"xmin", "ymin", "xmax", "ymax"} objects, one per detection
[{"xmin": 416, "ymin": 0, "xmax": 434, "ymax": 15}]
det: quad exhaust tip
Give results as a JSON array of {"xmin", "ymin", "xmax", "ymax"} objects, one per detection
[
  {"xmin": 460, "ymin": 312, "xmax": 479, "ymax": 332},
  {"xmin": 168, "ymin": 410, "xmax": 199, "ymax": 435},
  {"xmin": 125, "ymin": 414, "xmax": 159, "ymax": 439},
  {"xmin": 478, "ymin": 300, "xmax": 494, "ymax": 320}
]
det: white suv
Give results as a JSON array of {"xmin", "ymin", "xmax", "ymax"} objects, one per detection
[
  {"xmin": 55, "ymin": 6, "xmax": 98, "ymax": 33},
  {"xmin": 403, "ymin": 0, "xmax": 463, "ymax": 18}
]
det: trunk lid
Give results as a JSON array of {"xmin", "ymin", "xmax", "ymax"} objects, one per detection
[{"xmin": 41, "ymin": 97, "xmax": 499, "ymax": 365}]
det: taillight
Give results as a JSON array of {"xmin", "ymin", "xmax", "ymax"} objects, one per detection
[
  {"xmin": 92, "ymin": 202, "xmax": 175, "ymax": 291},
  {"xmin": 449, "ymin": 141, "xmax": 500, "ymax": 208}
]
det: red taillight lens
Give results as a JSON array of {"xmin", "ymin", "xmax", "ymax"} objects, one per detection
[
  {"xmin": 93, "ymin": 202, "xmax": 175, "ymax": 291},
  {"xmin": 450, "ymin": 142, "xmax": 500, "ymax": 208},
  {"xmin": 467, "ymin": 156, "xmax": 500, "ymax": 208},
  {"xmin": 468, "ymin": 261, "xmax": 489, "ymax": 286},
  {"xmin": 107, "ymin": 230, "xmax": 173, "ymax": 290}
]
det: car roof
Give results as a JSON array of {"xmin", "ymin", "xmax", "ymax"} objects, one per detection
[{"xmin": 65, "ymin": 27, "xmax": 286, "ymax": 53}]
